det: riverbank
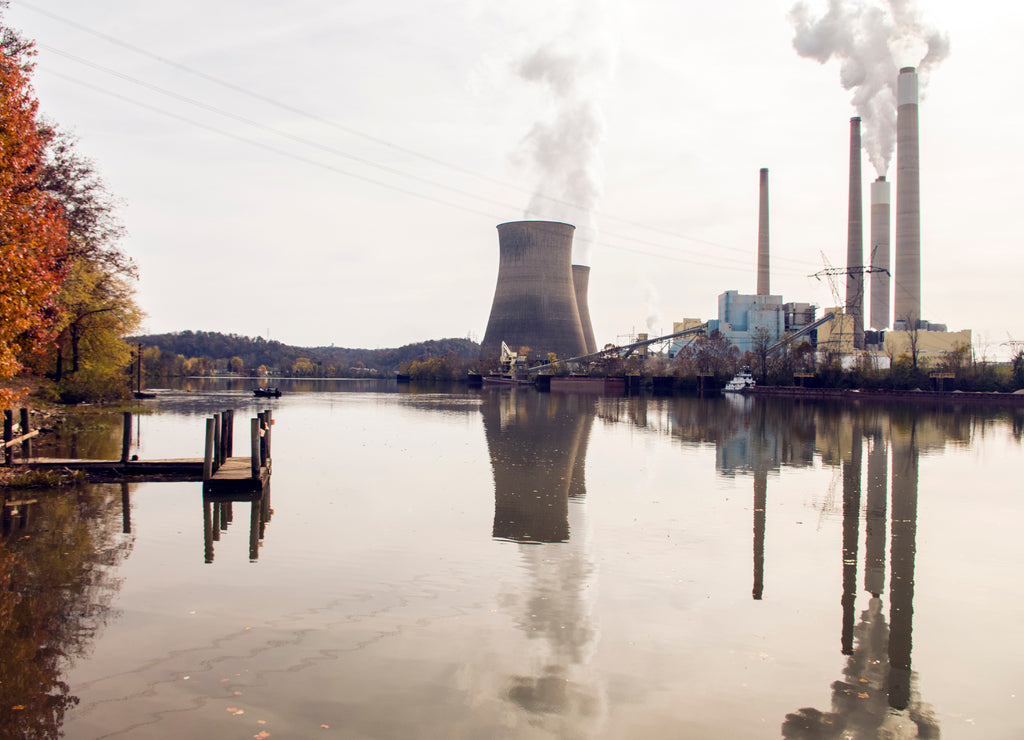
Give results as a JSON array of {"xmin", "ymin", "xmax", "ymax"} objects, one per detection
[{"xmin": 749, "ymin": 385, "xmax": 1024, "ymax": 405}]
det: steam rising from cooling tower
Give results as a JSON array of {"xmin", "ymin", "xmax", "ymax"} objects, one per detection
[
  {"xmin": 513, "ymin": 1, "xmax": 618, "ymax": 265},
  {"xmin": 789, "ymin": 0, "xmax": 949, "ymax": 176}
]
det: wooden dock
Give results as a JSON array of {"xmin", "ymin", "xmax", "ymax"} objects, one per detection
[{"xmin": 4, "ymin": 408, "xmax": 274, "ymax": 495}]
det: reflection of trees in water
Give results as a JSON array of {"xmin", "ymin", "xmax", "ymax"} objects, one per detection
[
  {"xmin": 0, "ymin": 484, "xmax": 133, "ymax": 738},
  {"xmin": 481, "ymin": 390, "xmax": 605, "ymax": 734}
]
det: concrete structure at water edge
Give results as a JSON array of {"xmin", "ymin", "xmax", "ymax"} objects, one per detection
[{"xmin": 480, "ymin": 221, "xmax": 589, "ymax": 363}]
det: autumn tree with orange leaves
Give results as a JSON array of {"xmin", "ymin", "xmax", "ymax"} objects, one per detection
[{"xmin": 0, "ymin": 37, "xmax": 70, "ymax": 405}]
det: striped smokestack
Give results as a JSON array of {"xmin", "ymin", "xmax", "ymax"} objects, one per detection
[
  {"xmin": 869, "ymin": 177, "xmax": 891, "ymax": 330},
  {"xmin": 480, "ymin": 221, "xmax": 587, "ymax": 362},
  {"xmin": 572, "ymin": 264, "xmax": 597, "ymax": 354},
  {"xmin": 846, "ymin": 117, "xmax": 864, "ymax": 349},
  {"xmin": 894, "ymin": 67, "xmax": 921, "ymax": 329},
  {"xmin": 757, "ymin": 168, "xmax": 770, "ymax": 296}
]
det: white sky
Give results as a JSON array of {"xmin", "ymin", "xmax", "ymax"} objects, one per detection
[{"xmin": 6, "ymin": 0, "xmax": 1023, "ymax": 358}]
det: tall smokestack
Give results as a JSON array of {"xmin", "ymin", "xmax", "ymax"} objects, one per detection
[
  {"xmin": 572, "ymin": 264, "xmax": 597, "ymax": 354},
  {"xmin": 480, "ymin": 221, "xmax": 587, "ymax": 362},
  {"xmin": 757, "ymin": 168, "xmax": 770, "ymax": 295},
  {"xmin": 846, "ymin": 117, "xmax": 864, "ymax": 349},
  {"xmin": 894, "ymin": 67, "xmax": 921, "ymax": 329},
  {"xmin": 869, "ymin": 177, "xmax": 891, "ymax": 330}
]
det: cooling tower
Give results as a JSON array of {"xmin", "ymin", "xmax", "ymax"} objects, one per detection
[
  {"xmin": 572, "ymin": 264, "xmax": 597, "ymax": 354},
  {"xmin": 757, "ymin": 168, "xmax": 770, "ymax": 296},
  {"xmin": 894, "ymin": 67, "xmax": 920, "ymax": 329},
  {"xmin": 869, "ymin": 177, "xmax": 891, "ymax": 330},
  {"xmin": 480, "ymin": 221, "xmax": 587, "ymax": 362},
  {"xmin": 846, "ymin": 117, "xmax": 864, "ymax": 349}
]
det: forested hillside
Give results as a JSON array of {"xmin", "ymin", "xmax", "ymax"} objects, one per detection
[{"xmin": 131, "ymin": 331, "xmax": 480, "ymax": 377}]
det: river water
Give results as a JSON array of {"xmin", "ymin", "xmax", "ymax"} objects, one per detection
[{"xmin": 3, "ymin": 379, "xmax": 1023, "ymax": 739}]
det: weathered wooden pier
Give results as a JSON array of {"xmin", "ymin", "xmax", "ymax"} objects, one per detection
[{"xmin": 3, "ymin": 408, "xmax": 274, "ymax": 494}]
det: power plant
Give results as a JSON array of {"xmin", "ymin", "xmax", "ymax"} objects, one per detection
[
  {"xmin": 479, "ymin": 66, "xmax": 966, "ymax": 370},
  {"xmin": 480, "ymin": 221, "xmax": 590, "ymax": 362}
]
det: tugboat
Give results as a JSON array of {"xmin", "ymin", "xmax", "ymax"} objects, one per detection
[{"xmin": 723, "ymin": 367, "xmax": 756, "ymax": 393}]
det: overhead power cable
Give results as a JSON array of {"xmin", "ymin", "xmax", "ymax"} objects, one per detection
[{"xmin": 20, "ymin": 0, "xmax": 821, "ymax": 271}]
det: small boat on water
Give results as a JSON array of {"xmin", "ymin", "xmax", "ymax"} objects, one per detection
[
  {"xmin": 723, "ymin": 368, "xmax": 756, "ymax": 393},
  {"xmin": 253, "ymin": 387, "xmax": 282, "ymax": 398}
]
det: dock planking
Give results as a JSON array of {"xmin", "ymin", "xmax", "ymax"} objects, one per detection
[{"xmin": 6, "ymin": 409, "xmax": 273, "ymax": 494}]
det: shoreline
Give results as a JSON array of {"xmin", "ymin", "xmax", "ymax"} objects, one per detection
[{"xmin": 747, "ymin": 385, "xmax": 1024, "ymax": 405}]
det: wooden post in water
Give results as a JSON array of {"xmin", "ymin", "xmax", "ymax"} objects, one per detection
[
  {"xmin": 262, "ymin": 409, "xmax": 272, "ymax": 466},
  {"xmin": 203, "ymin": 418, "xmax": 215, "ymax": 482},
  {"xmin": 19, "ymin": 409, "xmax": 31, "ymax": 460},
  {"xmin": 250, "ymin": 417, "xmax": 260, "ymax": 478},
  {"xmin": 121, "ymin": 412, "xmax": 132, "ymax": 463},
  {"xmin": 3, "ymin": 410, "xmax": 12, "ymax": 466},
  {"xmin": 222, "ymin": 410, "xmax": 233, "ymax": 459},
  {"xmin": 213, "ymin": 413, "xmax": 222, "ymax": 468}
]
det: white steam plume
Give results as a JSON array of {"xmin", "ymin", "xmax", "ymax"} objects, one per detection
[
  {"xmin": 514, "ymin": 1, "xmax": 619, "ymax": 264},
  {"xmin": 789, "ymin": 0, "xmax": 950, "ymax": 176}
]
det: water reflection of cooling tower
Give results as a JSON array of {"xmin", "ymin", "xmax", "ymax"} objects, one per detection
[
  {"xmin": 482, "ymin": 391, "xmax": 595, "ymax": 543},
  {"xmin": 480, "ymin": 221, "xmax": 588, "ymax": 363}
]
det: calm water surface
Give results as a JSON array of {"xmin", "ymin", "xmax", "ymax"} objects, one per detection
[{"xmin": 3, "ymin": 379, "xmax": 1024, "ymax": 739}]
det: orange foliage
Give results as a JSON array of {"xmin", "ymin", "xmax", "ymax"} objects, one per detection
[{"xmin": 0, "ymin": 45, "xmax": 70, "ymax": 405}]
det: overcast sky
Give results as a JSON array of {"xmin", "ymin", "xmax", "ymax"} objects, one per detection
[{"xmin": 7, "ymin": 0, "xmax": 1022, "ymax": 358}]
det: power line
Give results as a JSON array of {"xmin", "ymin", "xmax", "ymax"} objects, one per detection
[{"xmin": 20, "ymin": 0, "xmax": 822, "ymax": 271}]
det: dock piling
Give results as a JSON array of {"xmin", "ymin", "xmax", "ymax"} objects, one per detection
[
  {"xmin": 20, "ymin": 409, "xmax": 31, "ymax": 460},
  {"xmin": 203, "ymin": 418, "xmax": 216, "ymax": 481},
  {"xmin": 121, "ymin": 412, "xmax": 132, "ymax": 463}
]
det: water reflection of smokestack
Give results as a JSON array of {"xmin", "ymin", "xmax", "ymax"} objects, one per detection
[
  {"xmin": 888, "ymin": 420, "xmax": 918, "ymax": 710},
  {"xmin": 840, "ymin": 420, "xmax": 862, "ymax": 655},
  {"xmin": 752, "ymin": 469, "xmax": 766, "ymax": 600},
  {"xmin": 864, "ymin": 436, "xmax": 888, "ymax": 595}
]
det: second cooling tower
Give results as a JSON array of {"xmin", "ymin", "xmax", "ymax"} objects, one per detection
[{"xmin": 480, "ymin": 221, "xmax": 588, "ymax": 362}]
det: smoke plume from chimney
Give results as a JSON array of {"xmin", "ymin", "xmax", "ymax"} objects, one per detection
[
  {"xmin": 513, "ymin": 1, "xmax": 618, "ymax": 264},
  {"xmin": 788, "ymin": 0, "xmax": 949, "ymax": 176}
]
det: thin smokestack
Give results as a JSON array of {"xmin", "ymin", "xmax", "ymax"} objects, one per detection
[
  {"xmin": 869, "ymin": 177, "xmax": 891, "ymax": 330},
  {"xmin": 572, "ymin": 265, "xmax": 597, "ymax": 354},
  {"xmin": 846, "ymin": 117, "xmax": 864, "ymax": 349},
  {"xmin": 894, "ymin": 67, "xmax": 921, "ymax": 329},
  {"xmin": 757, "ymin": 168, "xmax": 770, "ymax": 296}
]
